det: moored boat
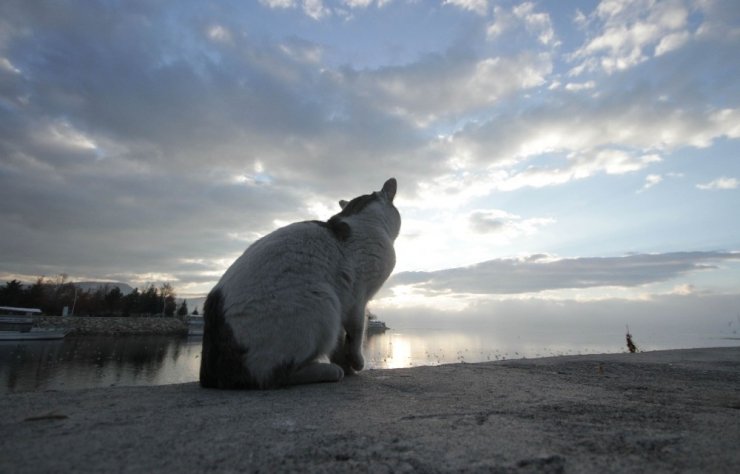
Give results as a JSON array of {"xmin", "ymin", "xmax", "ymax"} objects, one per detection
[{"xmin": 0, "ymin": 306, "xmax": 68, "ymax": 341}]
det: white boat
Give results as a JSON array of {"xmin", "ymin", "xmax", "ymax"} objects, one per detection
[
  {"xmin": 367, "ymin": 319, "xmax": 389, "ymax": 332},
  {"xmin": 366, "ymin": 309, "xmax": 389, "ymax": 333},
  {"xmin": 0, "ymin": 307, "xmax": 68, "ymax": 341}
]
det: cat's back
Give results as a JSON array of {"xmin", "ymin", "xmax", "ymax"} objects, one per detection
[{"xmin": 216, "ymin": 220, "xmax": 346, "ymax": 298}]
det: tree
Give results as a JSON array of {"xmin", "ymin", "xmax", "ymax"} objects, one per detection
[
  {"xmin": 104, "ymin": 286, "xmax": 123, "ymax": 314},
  {"xmin": 141, "ymin": 285, "xmax": 160, "ymax": 315},
  {"xmin": 54, "ymin": 281, "xmax": 77, "ymax": 316},
  {"xmin": 177, "ymin": 300, "xmax": 189, "ymax": 318},
  {"xmin": 25, "ymin": 277, "xmax": 48, "ymax": 312},
  {"xmin": 161, "ymin": 283, "xmax": 177, "ymax": 317},
  {"xmin": 0, "ymin": 280, "xmax": 25, "ymax": 307},
  {"xmin": 0, "ymin": 277, "xmax": 183, "ymax": 318},
  {"xmin": 122, "ymin": 288, "xmax": 140, "ymax": 317}
]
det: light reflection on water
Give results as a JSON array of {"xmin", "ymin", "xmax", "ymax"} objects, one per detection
[
  {"xmin": 1, "ymin": 326, "xmax": 738, "ymax": 394},
  {"xmin": 363, "ymin": 327, "xmax": 623, "ymax": 369}
]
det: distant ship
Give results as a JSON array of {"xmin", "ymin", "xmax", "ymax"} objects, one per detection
[
  {"xmin": 366, "ymin": 310, "xmax": 389, "ymax": 333},
  {"xmin": 367, "ymin": 319, "xmax": 389, "ymax": 332}
]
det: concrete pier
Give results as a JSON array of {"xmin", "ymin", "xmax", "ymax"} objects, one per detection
[{"xmin": 1, "ymin": 347, "xmax": 738, "ymax": 473}]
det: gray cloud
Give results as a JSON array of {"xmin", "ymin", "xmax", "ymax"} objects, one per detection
[
  {"xmin": 467, "ymin": 210, "xmax": 553, "ymax": 236},
  {"xmin": 388, "ymin": 252, "xmax": 740, "ymax": 295},
  {"xmin": 343, "ymin": 50, "xmax": 552, "ymax": 124},
  {"xmin": 469, "ymin": 211, "xmax": 506, "ymax": 233},
  {"xmin": 0, "ymin": 1, "xmax": 432, "ymax": 289}
]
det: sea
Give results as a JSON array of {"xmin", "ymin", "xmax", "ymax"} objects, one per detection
[{"xmin": 2, "ymin": 320, "xmax": 739, "ymax": 394}]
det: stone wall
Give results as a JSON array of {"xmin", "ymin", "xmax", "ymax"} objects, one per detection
[{"xmin": 33, "ymin": 316, "xmax": 188, "ymax": 336}]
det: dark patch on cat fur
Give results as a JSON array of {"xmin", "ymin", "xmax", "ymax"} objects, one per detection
[
  {"xmin": 310, "ymin": 219, "xmax": 352, "ymax": 241},
  {"xmin": 320, "ymin": 191, "xmax": 382, "ymax": 241},
  {"xmin": 200, "ymin": 289, "xmax": 255, "ymax": 389},
  {"xmin": 200, "ymin": 289, "xmax": 300, "ymax": 389},
  {"xmin": 307, "ymin": 192, "xmax": 382, "ymax": 242}
]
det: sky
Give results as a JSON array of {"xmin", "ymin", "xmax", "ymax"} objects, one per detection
[{"xmin": 1, "ymin": 0, "xmax": 739, "ymax": 331}]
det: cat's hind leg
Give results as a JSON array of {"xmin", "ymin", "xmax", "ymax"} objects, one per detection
[{"xmin": 287, "ymin": 362, "xmax": 344, "ymax": 386}]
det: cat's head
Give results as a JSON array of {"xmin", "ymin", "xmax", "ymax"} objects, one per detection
[{"xmin": 329, "ymin": 178, "xmax": 401, "ymax": 240}]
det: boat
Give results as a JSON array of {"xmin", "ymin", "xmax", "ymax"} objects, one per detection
[
  {"xmin": 366, "ymin": 309, "xmax": 389, "ymax": 333},
  {"xmin": 0, "ymin": 306, "xmax": 68, "ymax": 341},
  {"xmin": 367, "ymin": 319, "xmax": 389, "ymax": 333},
  {"xmin": 187, "ymin": 315, "xmax": 204, "ymax": 336}
]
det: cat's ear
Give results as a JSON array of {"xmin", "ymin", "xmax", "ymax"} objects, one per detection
[
  {"xmin": 381, "ymin": 178, "xmax": 397, "ymax": 202},
  {"xmin": 339, "ymin": 200, "xmax": 349, "ymax": 209}
]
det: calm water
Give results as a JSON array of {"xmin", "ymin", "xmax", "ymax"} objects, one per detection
[{"xmin": 2, "ymin": 324, "xmax": 738, "ymax": 394}]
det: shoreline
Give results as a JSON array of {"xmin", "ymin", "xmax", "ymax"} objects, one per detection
[{"xmin": 2, "ymin": 346, "xmax": 738, "ymax": 472}]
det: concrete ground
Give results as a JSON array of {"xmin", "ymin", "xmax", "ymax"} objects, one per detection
[{"xmin": 1, "ymin": 347, "xmax": 739, "ymax": 473}]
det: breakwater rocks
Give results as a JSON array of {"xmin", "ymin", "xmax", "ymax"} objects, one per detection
[{"xmin": 33, "ymin": 316, "xmax": 188, "ymax": 336}]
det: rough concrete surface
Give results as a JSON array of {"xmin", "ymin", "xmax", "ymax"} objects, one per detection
[{"xmin": 1, "ymin": 347, "xmax": 739, "ymax": 473}]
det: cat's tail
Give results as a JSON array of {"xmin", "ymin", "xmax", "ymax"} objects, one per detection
[{"xmin": 199, "ymin": 289, "xmax": 253, "ymax": 389}]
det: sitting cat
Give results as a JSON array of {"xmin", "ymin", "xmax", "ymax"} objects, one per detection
[{"xmin": 200, "ymin": 178, "xmax": 401, "ymax": 389}]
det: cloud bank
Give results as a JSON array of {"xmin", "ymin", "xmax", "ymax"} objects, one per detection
[{"xmin": 388, "ymin": 252, "xmax": 740, "ymax": 296}]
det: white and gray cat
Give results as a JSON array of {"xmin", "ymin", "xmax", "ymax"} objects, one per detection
[{"xmin": 200, "ymin": 178, "xmax": 401, "ymax": 389}]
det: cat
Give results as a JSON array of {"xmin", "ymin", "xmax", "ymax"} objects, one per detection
[{"xmin": 200, "ymin": 178, "xmax": 401, "ymax": 389}]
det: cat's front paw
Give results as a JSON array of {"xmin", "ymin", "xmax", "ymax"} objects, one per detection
[{"xmin": 349, "ymin": 352, "xmax": 365, "ymax": 372}]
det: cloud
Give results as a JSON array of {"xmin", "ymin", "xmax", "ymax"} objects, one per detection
[
  {"xmin": 570, "ymin": 0, "xmax": 694, "ymax": 74},
  {"xmin": 344, "ymin": 51, "xmax": 552, "ymax": 125},
  {"xmin": 259, "ymin": 0, "xmax": 394, "ymax": 19},
  {"xmin": 259, "ymin": 0, "xmax": 329, "ymax": 19},
  {"xmin": 302, "ymin": 0, "xmax": 330, "ymax": 19},
  {"xmin": 0, "ymin": 1, "xmax": 444, "ymax": 292},
  {"xmin": 0, "ymin": 57, "xmax": 21, "ymax": 74},
  {"xmin": 0, "ymin": 1, "xmax": 436, "ymax": 187},
  {"xmin": 0, "ymin": 0, "xmax": 738, "ymax": 298},
  {"xmin": 388, "ymin": 252, "xmax": 740, "ymax": 295},
  {"xmin": 0, "ymin": 162, "xmax": 306, "ymax": 286},
  {"xmin": 407, "ymin": 148, "xmax": 664, "ymax": 204},
  {"xmin": 487, "ymin": 2, "xmax": 557, "ymax": 46},
  {"xmin": 563, "ymin": 81, "xmax": 596, "ymax": 91},
  {"xmin": 512, "ymin": 2, "xmax": 556, "ymax": 45},
  {"xmin": 494, "ymin": 151, "xmax": 662, "ymax": 191},
  {"xmin": 260, "ymin": 0, "xmax": 295, "ymax": 8},
  {"xmin": 695, "ymin": 0, "xmax": 740, "ymax": 40},
  {"xmin": 439, "ymin": 88, "xmax": 740, "ymax": 194},
  {"xmin": 468, "ymin": 209, "xmax": 554, "ymax": 236},
  {"xmin": 206, "ymin": 25, "xmax": 234, "ymax": 44},
  {"xmin": 654, "ymin": 30, "xmax": 691, "ymax": 56},
  {"xmin": 444, "ymin": 0, "xmax": 488, "ymax": 16},
  {"xmin": 696, "ymin": 177, "xmax": 739, "ymax": 190},
  {"xmin": 638, "ymin": 174, "xmax": 663, "ymax": 192}
]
